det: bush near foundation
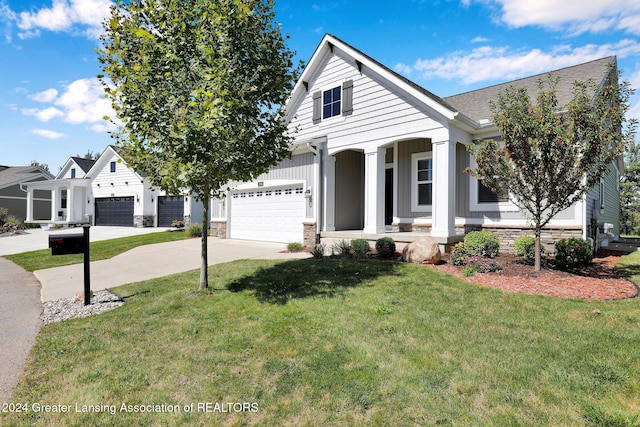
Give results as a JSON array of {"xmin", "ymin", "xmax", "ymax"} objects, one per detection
[
  {"xmin": 464, "ymin": 231, "xmax": 500, "ymax": 258},
  {"xmin": 554, "ymin": 237, "xmax": 593, "ymax": 270},
  {"xmin": 375, "ymin": 237, "xmax": 396, "ymax": 259}
]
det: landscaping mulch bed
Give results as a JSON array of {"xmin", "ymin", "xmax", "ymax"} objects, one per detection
[{"xmin": 426, "ymin": 250, "xmax": 639, "ymax": 300}]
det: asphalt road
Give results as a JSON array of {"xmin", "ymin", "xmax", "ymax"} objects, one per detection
[{"xmin": 0, "ymin": 257, "xmax": 42, "ymax": 405}]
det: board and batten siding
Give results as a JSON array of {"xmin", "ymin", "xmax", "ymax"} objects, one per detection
[
  {"xmin": 334, "ymin": 150, "xmax": 364, "ymax": 230},
  {"xmin": 91, "ymin": 152, "xmax": 147, "ymax": 216},
  {"xmin": 288, "ymin": 47, "xmax": 449, "ymax": 153},
  {"xmin": 213, "ymin": 152, "xmax": 316, "ymax": 219}
]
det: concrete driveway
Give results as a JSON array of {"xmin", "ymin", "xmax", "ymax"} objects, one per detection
[
  {"xmin": 36, "ymin": 237, "xmax": 310, "ymax": 302},
  {"xmin": 0, "ymin": 226, "xmax": 173, "ymax": 256}
]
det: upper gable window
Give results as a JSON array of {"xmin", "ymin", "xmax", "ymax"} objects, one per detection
[
  {"xmin": 110, "ymin": 161, "xmax": 116, "ymax": 173},
  {"xmin": 312, "ymin": 80, "xmax": 353, "ymax": 124},
  {"xmin": 71, "ymin": 168, "xmax": 76, "ymax": 178},
  {"xmin": 323, "ymin": 87, "xmax": 341, "ymax": 119}
]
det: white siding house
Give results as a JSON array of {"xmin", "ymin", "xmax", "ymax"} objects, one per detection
[
  {"xmin": 25, "ymin": 146, "xmax": 204, "ymax": 228},
  {"xmin": 213, "ymin": 34, "xmax": 622, "ymax": 249}
]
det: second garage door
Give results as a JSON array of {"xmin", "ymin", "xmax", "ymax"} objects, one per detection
[
  {"xmin": 95, "ymin": 196, "xmax": 134, "ymax": 226},
  {"xmin": 158, "ymin": 196, "xmax": 185, "ymax": 227},
  {"xmin": 229, "ymin": 185, "xmax": 304, "ymax": 243}
]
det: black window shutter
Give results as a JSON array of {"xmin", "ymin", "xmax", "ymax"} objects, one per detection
[
  {"xmin": 342, "ymin": 80, "xmax": 353, "ymax": 116},
  {"xmin": 312, "ymin": 91, "xmax": 321, "ymax": 124}
]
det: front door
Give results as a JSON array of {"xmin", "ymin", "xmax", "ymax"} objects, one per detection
[{"xmin": 385, "ymin": 168, "xmax": 393, "ymax": 226}]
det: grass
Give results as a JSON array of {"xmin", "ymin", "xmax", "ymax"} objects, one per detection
[
  {"xmin": 4, "ymin": 231, "xmax": 187, "ymax": 272},
  {"xmin": 2, "ymin": 254, "xmax": 640, "ymax": 426}
]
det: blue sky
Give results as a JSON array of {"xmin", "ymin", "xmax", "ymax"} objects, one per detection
[{"xmin": 1, "ymin": 0, "xmax": 639, "ymax": 172}]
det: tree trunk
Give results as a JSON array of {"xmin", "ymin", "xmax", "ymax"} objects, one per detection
[
  {"xmin": 199, "ymin": 191, "xmax": 209, "ymax": 290},
  {"xmin": 534, "ymin": 228, "xmax": 542, "ymax": 272}
]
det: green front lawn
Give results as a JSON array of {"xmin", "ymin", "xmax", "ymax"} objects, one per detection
[
  {"xmin": 3, "ymin": 256, "xmax": 640, "ymax": 426},
  {"xmin": 4, "ymin": 231, "xmax": 187, "ymax": 272}
]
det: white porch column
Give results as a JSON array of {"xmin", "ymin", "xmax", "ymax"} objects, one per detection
[
  {"xmin": 67, "ymin": 183, "xmax": 74, "ymax": 222},
  {"xmin": 323, "ymin": 152, "xmax": 336, "ymax": 232},
  {"xmin": 363, "ymin": 147, "xmax": 386, "ymax": 234},
  {"xmin": 25, "ymin": 188, "xmax": 34, "ymax": 222},
  {"xmin": 50, "ymin": 188, "xmax": 58, "ymax": 222},
  {"xmin": 431, "ymin": 139, "xmax": 456, "ymax": 238}
]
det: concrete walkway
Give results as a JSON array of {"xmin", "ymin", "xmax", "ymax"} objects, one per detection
[
  {"xmin": 0, "ymin": 226, "xmax": 172, "ymax": 256},
  {"xmin": 36, "ymin": 238, "xmax": 310, "ymax": 302},
  {"xmin": 0, "ymin": 258, "xmax": 42, "ymax": 405}
]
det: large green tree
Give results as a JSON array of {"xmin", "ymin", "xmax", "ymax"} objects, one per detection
[
  {"xmin": 621, "ymin": 138, "xmax": 640, "ymax": 236},
  {"xmin": 98, "ymin": 0, "xmax": 300, "ymax": 289},
  {"xmin": 470, "ymin": 71, "xmax": 636, "ymax": 271}
]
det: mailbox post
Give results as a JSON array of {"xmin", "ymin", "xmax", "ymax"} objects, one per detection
[
  {"xmin": 82, "ymin": 225, "xmax": 91, "ymax": 305},
  {"xmin": 49, "ymin": 225, "xmax": 91, "ymax": 305}
]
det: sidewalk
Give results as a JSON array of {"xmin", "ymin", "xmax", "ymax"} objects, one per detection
[
  {"xmin": 0, "ymin": 258, "xmax": 42, "ymax": 405},
  {"xmin": 36, "ymin": 238, "xmax": 310, "ymax": 302}
]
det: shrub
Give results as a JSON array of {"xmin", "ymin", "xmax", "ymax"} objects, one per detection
[
  {"xmin": 464, "ymin": 231, "xmax": 500, "ymax": 258},
  {"xmin": 0, "ymin": 207, "xmax": 8, "ymax": 223},
  {"xmin": 513, "ymin": 236, "xmax": 545, "ymax": 260},
  {"xmin": 185, "ymin": 223, "xmax": 203, "ymax": 237},
  {"xmin": 310, "ymin": 243, "xmax": 326, "ymax": 259},
  {"xmin": 449, "ymin": 242, "xmax": 469, "ymax": 266},
  {"xmin": 375, "ymin": 237, "xmax": 396, "ymax": 259},
  {"xmin": 3, "ymin": 215, "xmax": 23, "ymax": 232},
  {"xmin": 23, "ymin": 222, "xmax": 42, "ymax": 229},
  {"xmin": 466, "ymin": 256, "xmax": 502, "ymax": 274},
  {"xmin": 554, "ymin": 237, "xmax": 593, "ymax": 270},
  {"xmin": 351, "ymin": 239, "xmax": 370, "ymax": 259},
  {"xmin": 171, "ymin": 219, "xmax": 185, "ymax": 228},
  {"xmin": 287, "ymin": 242, "xmax": 303, "ymax": 252},
  {"xmin": 331, "ymin": 239, "xmax": 352, "ymax": 258}
]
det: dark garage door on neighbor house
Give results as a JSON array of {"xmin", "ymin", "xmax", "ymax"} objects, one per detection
[
  {"xmin": 95, "ymin": 196, "xmax": 134, "ymax": 226},
  {"xmin": 158, "ymin": 195, "xmax": 184, "ymax": 227}
]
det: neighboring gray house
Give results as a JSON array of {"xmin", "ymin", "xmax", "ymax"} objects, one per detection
[
  {"xmin": 0, "ymin": 165, "xmax": 53, "ymax": 222},
  {"xmin": 211, "ymin": 34, "xmax": 622, "ymax": 250}
]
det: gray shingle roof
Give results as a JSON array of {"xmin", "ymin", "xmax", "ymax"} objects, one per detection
[
  {"xmin": 0, "ymin": 166, "xmax": 53, "ymax": 188},
  {"xmin": 444, "ymin": 56, "xmax": 616, "ymax": 122},
  {"xmin": 70, "ymin": 157, "xmax": 96, "ymax": 173}
]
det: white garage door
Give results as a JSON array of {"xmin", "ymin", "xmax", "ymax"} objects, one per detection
[{"xmin": 229, "ymin": 185, "xmax": 305, "ymax": 243}]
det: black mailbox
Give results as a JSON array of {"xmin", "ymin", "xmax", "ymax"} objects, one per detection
[{"xmin": 49, "ymin": 234, "xmax": 85, "ymax": 255}]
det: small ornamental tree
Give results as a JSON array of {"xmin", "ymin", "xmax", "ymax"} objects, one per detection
[
  {"xmin": 469, "ymin": 70, "xmax": 636, "ymax": 271},
  {"xmin": 98, "ymin": 0, "xmax": 300, "ymax": 290}
]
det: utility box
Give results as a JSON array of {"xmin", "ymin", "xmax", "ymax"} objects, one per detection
[{"xmin": 49, "ymin": 234, "xmax": 85, "ymax": 256}]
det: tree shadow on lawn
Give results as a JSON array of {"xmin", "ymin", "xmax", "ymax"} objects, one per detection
[{"xmin": 227, "ymin": 258, "xmax": 403, "ymax": 304}]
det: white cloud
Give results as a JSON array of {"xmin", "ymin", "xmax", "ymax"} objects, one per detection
[
  {"xmin": 22, "ymin": 106, "xmax": 64, "ymax": 122},
  {"xmin": 411, "ymin": 40, "xmax": 640, "ymax": 85},
  {"xmin": 394, "ymin": 63, "xmax": 413, "ymax": 76},
  {"xmin": 54, "ymin": 78, "xmax": 114, "ymax": 125},
  {"xmin": 32, "ymin": 129, "xmax": 65, "ymax": 139},
  {"xmin": 0, "ymin": 1, "xmax": 16, "ymax": 42},
  {"xmin": 30, "ymin": 88, "xmax": 59, "ymax": 103},
  {"xmin": 471, "ymin": 36, "xmax": 490, "ymax": 43},
  {"xmin": 483, "ymin": 0, "xmax": 640, "ymax": 35},
  {"xmin": 21, "ymin": 78, "xmax": 116, "ymax": 132},
  {"xmin": 16, "ymin": 0, "xmax": 111, "ymax": 39}
]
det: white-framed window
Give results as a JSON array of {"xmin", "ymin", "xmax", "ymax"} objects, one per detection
[
  {"xmin": 468, "ymin": 155, "xmax": 517, "ymax": 212},
  {"xmin": 322, "ymin": 86, "xmax": 341, "ymax": 119},
  {"xmin": 411, "ymin": 152, "xmax": 432, "ymax": 212}
]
